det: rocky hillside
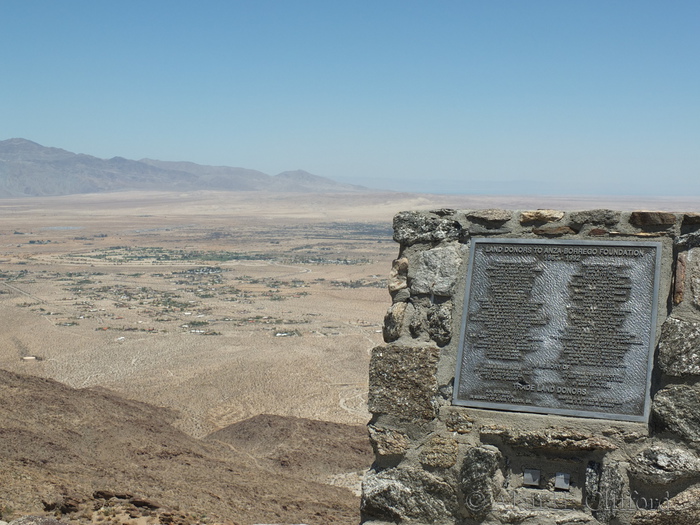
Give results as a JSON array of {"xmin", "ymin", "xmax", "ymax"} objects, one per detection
[
  {"xmin": 0, "ymin": 369, "xmax": 372, "ymax": 525},
  {"xmin": 0, "ymin": 139, "xmax": 366, "ymax": 197},
  {"xmin": 207, "ymin": 414, "xmax": 373, "ymax": 481}
]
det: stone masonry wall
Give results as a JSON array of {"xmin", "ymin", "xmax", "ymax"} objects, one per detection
[{"xmin": 361, "ymin": 209, "xmax": 700, "ymax": 525}]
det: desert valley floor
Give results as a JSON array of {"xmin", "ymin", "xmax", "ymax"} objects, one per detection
[
  {"xmin": 2, "ymin": 190, "xmax": 699, "ymax": 524},
  {"xmin": 0, "ymin": 192, "xmax": 418, "ymax": 437}
]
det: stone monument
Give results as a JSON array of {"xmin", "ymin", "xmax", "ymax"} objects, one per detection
[{"xmin": 361, "ymin": 209, "xmax": 700, "ymax": 525}]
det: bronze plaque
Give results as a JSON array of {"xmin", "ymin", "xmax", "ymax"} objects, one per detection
[{"xmin": 453, "ymin": 239, "xmax": 661, "ymax": 422}]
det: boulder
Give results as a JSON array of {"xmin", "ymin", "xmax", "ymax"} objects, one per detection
[
  {"xmin": 631, "ymin": 487, "xmax": 700, "ymax": 525},
  {"xmin": 519, "ymin": 209, "xmax": 564, "ymax": 224},
  {"xmin": 629, "ymin": 445, "xmax": 700, "ymax": 485},
  {"xmin": 382, "ymin": 302, "xmax": 407, "ymax": 343},
  {"xmin": 657, "ymin": 317, "xmax": 700, "ymax": 377},
  {"xmin": 569, "ymin": 209, "xmax": 621, "ymax": 227},
  {"xmin": 361, "ymin": 467, "xmax": 458, "ymax": 522},
  {"xmin": 410, "ymin": 244, "xmax": 464, "ymax": 297},
  {"xmin": 368, "ymin": 345, "xmax": 440, "ymax": 422},
  {"xmin": 652, "ymin": 384, "xmax": 700, "ymax": 444},
  {"xmin": 427, "ymin": 302, "xmax": 452, "ymax": 346},
  {"xmin": 585, "ymin": 461, "xmax": 624, "ymax": 523},
  {"xmin": 393, "ymin": 211, "xmax": 462, "ymax": 246},
  {"xmin": 465, "ymin": 209, "xmax": 512, "ymax": 226},
  {"xmin": 368, "ymin": 425, "xmax": 410, "ymax": 457},
  {"xmin": 460, "ymin": 445, "xmax": 502, "ymax": 518},
  {"xmin": 419, "ymin": 435, "xmax": 458, "ymax": 469},
  {"xmin": 629, "ymin": 211, "xmax": 676, "ymax": 227}
]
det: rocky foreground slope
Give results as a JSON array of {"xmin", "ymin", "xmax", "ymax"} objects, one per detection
[{"xmin": 0, "ymin": 369, "xmax": 372, "ymax": 525}]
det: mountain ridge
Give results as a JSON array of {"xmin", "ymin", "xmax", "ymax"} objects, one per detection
[{"xmin": 0, "ymin": 138, "xmax": 366, "ymax": 197}]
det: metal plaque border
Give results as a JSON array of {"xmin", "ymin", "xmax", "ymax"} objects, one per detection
[{"xmin": 452, "ymin": 238, "xmax": 662, "ymax": 422}]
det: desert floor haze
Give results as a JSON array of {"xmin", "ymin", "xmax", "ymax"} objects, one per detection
[{"xmin": 2, "ymin": 190, "xmax": 700, "ymax": 524}]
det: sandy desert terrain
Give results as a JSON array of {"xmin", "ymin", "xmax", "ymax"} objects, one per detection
[
  {"xmin": 2, "ymin": 190, "xmax": 699, "ymax": 434},
  {"xmin": 1, "ymin": 190, "xmax": 699, "ymax": 523},
  {"xmin": 0, "ymin": 191, "xmax": 398, "ymax": 438}
]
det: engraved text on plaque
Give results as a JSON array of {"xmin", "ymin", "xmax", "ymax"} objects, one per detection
[{"xmin": 453, "ymin": 239, "xmax": 661, "ymax": 422}]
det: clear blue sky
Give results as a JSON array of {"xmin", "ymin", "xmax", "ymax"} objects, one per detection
[{"xmin": 1, "ymin": 1, "xmax": 698, "ymax": 195}]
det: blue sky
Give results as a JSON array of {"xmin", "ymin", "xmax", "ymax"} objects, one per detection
[{"xmin": 1, "ymin": 1, "xmax": 698, "ymax": 195}]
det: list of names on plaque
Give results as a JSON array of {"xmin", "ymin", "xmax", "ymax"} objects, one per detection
[
  {"xmin": 471, "ymin": 260, "xmax": 546, "ymax": 361},
  {"xmin": 454, "ymin": 239, "xmax": 660, "ymax": 421}
]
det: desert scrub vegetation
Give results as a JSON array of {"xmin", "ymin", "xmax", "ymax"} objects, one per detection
[{"xmin": 63, "ymin": 246, "xmax": 275, "ymax": 264}]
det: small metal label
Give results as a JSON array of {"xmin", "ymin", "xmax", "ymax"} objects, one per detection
[
  {"xmin": 453, "ymin": 239, "xmax": 661, "ymax": 422},
  {"xmin": 555, "ymin": 472, "xmax": 571, "ymax": 491},
  {"xmin": 523, "ymin": 469, "xmax": 541, "ymax": 487}
]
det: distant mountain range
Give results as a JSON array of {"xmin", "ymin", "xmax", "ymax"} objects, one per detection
[{"xmin": 0, "ymin": 138, "xmax": 367, "ymax": 197}]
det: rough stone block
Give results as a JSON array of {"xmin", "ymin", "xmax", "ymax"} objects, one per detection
[
  {"xmin": 689, "ymin": 248, "xmax": 700, "ymax": 310},
  {"xmin": 443, "ymin": 409, "xmax": 474, "ymax": 434},
  {"xmin": 682, "ymin": 213, "xmax": 700, "ymax": 226},
  {"xmin": 427, "ymin": 302, "xmax": 452, "ymax": 346},
  {"xmin": 585, "ymin": 461, "xmax": 624, "ymax": 523},
  {"xmin": 368, "ymin": 425, "xmax": 410, "ymax": 457},
  {"xmin": 693, "ymin": 284, "xmax": 700, "ymax": 313},
  {"xmin": 393, "ymin": 211, "xmax": 462, "ymax": 246},
  {"xmin": 630, "ymin": 487, "xmax": 700, "ymax": 525},
  {"xmin": 629, "ymin": 211, "xmax": 677, "ymax": 227},
  {"xmin": 519, "ymin": 209, "xmax": 564, "ymax": 224},
  {"xmin": 629, "ymin": 445, "xmax": 700, "ymax": 485},
  {"xmin": 361, "ymin": 467, "xmax": 458, "ymax": 522},
  {"xmin": 480, "ymin": 425, "xmax": 617, "ymax": 451},
  {"xmin": 532, "ymin": 225, "xmax": 576, "ymax": 237},
  {"xmin": 8, "ymin": 518, "xmax": 65, "ymax": 525},
  {"xmin": 392, "ymin": 288, "xmax": 411, "ymax": 303},
  {"xmin": 465, "ymin": 209, "xmax": 512, "ymax": 225},
  {"xmin": 676, "ymin": 230, "xmax": 700, "ymax": 249},
  {"xmin": 429, "ymin": 208, "xmax": 457, "ymax": 217},
  {"xmin": 419, "ymin": 435, "xmax": 458, "ymax": 469},
  {"xmin": 658, "ymin": 317, "xmax": 700, "ymax": 377},
  {"xmin": 460, "ymin": 445, "xmax": 502, "ymax": 517},
  {"xmin": 674, "ymin": 252, "xmax": 686, "ymax": 305},
  {"xmin": 488, "ymin": 506, "xmax": 539, "ymax": 523},
  {"xmin": 468, "ymin": 224, "xmax": 512, "ymax": 235},
  {"xmin": 652, "ymin": 384, "xmax": 700, "ymax": 444},
  {"xmin": 382, "ymin": 302, "xmax": 407, "ymax": 343},
  {"xmin": 569, "ymin": 209, "xmax": 621, "ymax": 227},
  {"xmin": 493, "ymin": 508, "xmax": 598, "ymax": 524},
  {"xmin": 368, "ymin": 345, "xmax": 440, "ymax": 421},
  {"xmin": 387, "ymin": 257, "xmax": 409, "ymax": 293},
  {"xmin": 408, "ymin": 302, "xmax": 429, "ymax": 340},
  {"xmin": 410, "ymin": 244, "xmax": 464, "ymax": 297}
]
